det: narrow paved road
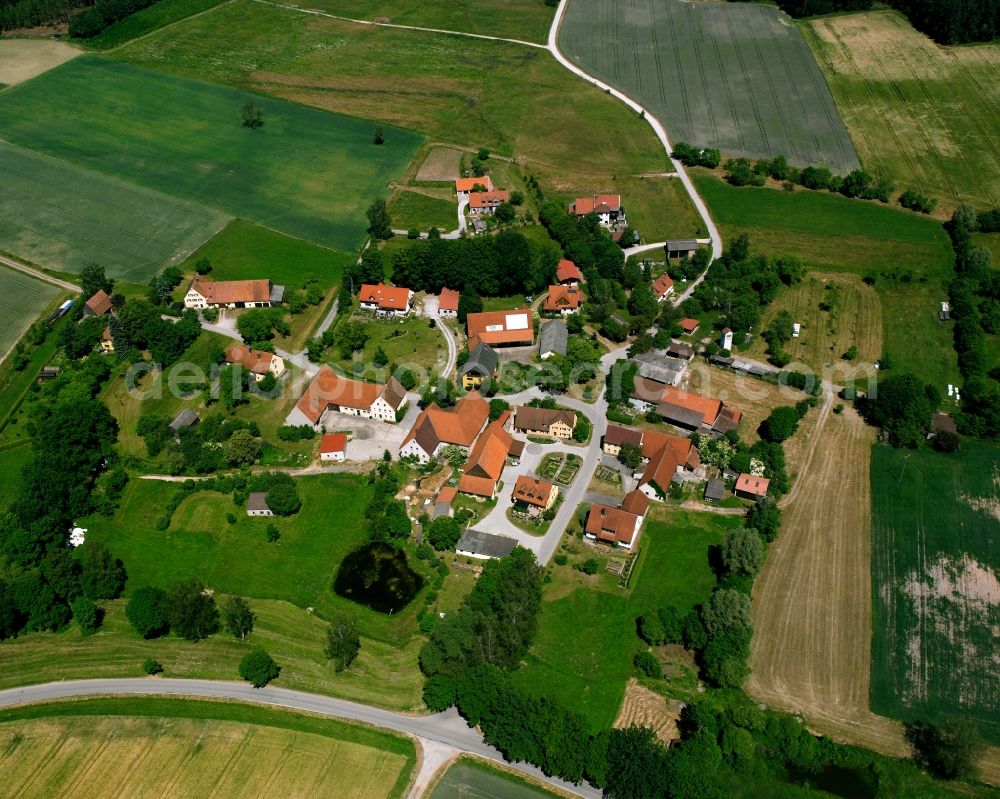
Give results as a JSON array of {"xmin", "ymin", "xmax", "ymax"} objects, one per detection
[
  {"xmin": 484, "ymin": 346, "xmax": 626, "ymax": 565},
  {"xmin": 0, "ymin": 253, "xmax": 80, "ymax": 293},
  {"xmin": 0, "ymin": 678, "xmax": 601, "ymax": 799},
  {"xmin": 547, "ymin": 0, "xmax": 722, "ymax": 265}
]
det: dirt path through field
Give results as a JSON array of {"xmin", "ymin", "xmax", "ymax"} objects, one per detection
[{"xmin": 748, "ymin": 406, "xmax": 901, "ymax": 747}]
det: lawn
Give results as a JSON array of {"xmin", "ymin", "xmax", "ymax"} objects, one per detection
[
  {"xmin": 428, "ymin": 758, "xmax": 564, "ymax": 799},
  {"xmin": 512, "ymin": 508, "xmax": 740, "ymax": 730},
  {"xmin": 388, "ymin": 189, "xmax": 457, "ymax": 233},
  {"xmin": 804, "ymin": 10, "xmax": 1000, "ymax": 210},
  {"xmin": 178, "ymin": 220, "xmax": 353, "ymax": 292},
  {"xmin": 0, "ymin": 56, "xmax": 422, "ymax": 254},
  {"xmin": 0, "ymin": 701, "xmax": 414, "ymax": 799},
  {"xmin": 0, "ymin": 139, "xmax": 228, "ymax": 281},
  {"xmin": 693, "ymin": 173, "xmax": 953, "ymax": 276},
  {"xmin": 870, "ymin": 442, "xmax": 1000, "ymax": 743},
  {"xmin": 559, "ymin": 0, "xmax": 859, "ymax": 174},
  {"xmin": 334, "ymin": 313, "xmax": 446, "ymax": 376},
  {"xmin": 78, "ymin": 473, "xmax": 425, "ymax": 636},
  {"xmin": 0, "ymin": 265, "xmax": 60, "ymax": 359},
  {"xmin": 112, "ymin": 0, "xmax": 668, "ymax": 188},
  {"xmin": 295, "ymin": 0, "xmax": 555, "ymax": 43}
]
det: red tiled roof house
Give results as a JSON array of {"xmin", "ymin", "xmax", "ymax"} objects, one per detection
[
  {"xmin": 358, "ymin": 283, "xmax": 413, "ymax": 316},
  {"xmin": 319, "ymin": 433, "xmax": 348, "ymax": 462},
  {"xmin": 285, "ymin": 365, "xmax": 406, "ymax": 428}
]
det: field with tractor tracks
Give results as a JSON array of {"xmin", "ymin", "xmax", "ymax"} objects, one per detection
[
  {"xmin": 804, "ymin": 10, "xmax": 1000, "ymax": 209},
  {"xmin": 559, "ymin": 0, "xmax": 859, "ymax": 173},
  {"xmin": 870, "ymin": 443, "xmax": 1000, "ymax": 743}
]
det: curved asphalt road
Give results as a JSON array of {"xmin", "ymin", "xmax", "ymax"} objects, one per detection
[
  {"xmin": 548, "ymin": 0, "xmax": 722, "ymax": 266},
  {"xmin": 0, "ymin": 678, "xmax": 601, "ymax": 799}
]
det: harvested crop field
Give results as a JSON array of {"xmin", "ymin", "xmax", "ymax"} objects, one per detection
[
  {"xmin": 870, "ymin": 443, "xmax": 1000, "ymax": 743},
  {"xmin": 0, "ymin": 712, "xmax": 413, "ymax": 798},
  {"xmin": 746, "ymin": 406, "xmax": 906, "ymax": 753},
  {"xmin": 0, "ymin": 39, "xmax": 78, "ymax": 85},
  {"xmin": 415, "ymin": 146, "xmax": 463, "ymax": 182},
  {"xmin": 0, "ymin": 140, "xmax": 228, "ymax": 281},
  {"xmin": 0, "ymin": 56, "xmax": 421, "ymax": 254},
  {"xmin": 744, "ymin": 272, "xmax": 883, "ymax": 375},
  {"xmin": 0, "ymin": 265, "xmax": 60, "ymax": 360},
  {"xmin": 613, "ymin": 678, "xmax": 679, "ymax": 745},
  {"xmin": 559, "ymin": 0, "xmax": 859, "ymax": 173},
  {"xmin": 804, "ymin": 10, "xmax": 1000, "ymax": 208}
]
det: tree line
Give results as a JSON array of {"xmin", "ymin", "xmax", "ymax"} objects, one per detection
[
  {"xmin": 0, "ymin": 353, "xmax": 128, "ymax": 638},
  {"xmin": 760, "ymin": 0, "xmax": 996, "ymax": 44},
  {"xmin": 944, "ymin": 205, "xmax": 1000, "ymax": 440},
  {"xmin": 0, "ymin": 0, "xmax": 75, "ymax": 32},
  {"xmin": 68, "ymin": 0, "xmax": 162, "ymax": 38},
  {"xmin": 387, "ymin": 230, "xmax": 560, "ymax": 299}
]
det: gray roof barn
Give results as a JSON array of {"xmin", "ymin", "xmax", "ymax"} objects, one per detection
[
  {"xmin": 455, "ymin": 529, "xmax": 517, "ymax": 559},
  {"xmin": 539, "ymin": 319, "xmax": 568, "ymax": 358},
  {"xmin": 460, "ymin": 342, "xmax": 499, "ymax": 378},
  {"xmin": 246, "ymin": 492, "xmax": 272, "ymax": 514},
  {"xmin": 170, "ymin": 409, "xmax": 200, "ymax": 430},
  {"xmin": 704, "ymin": 479, "xmax": 725, "ymax": 503},
  {"xmin": 655, "ymin": 401, "xmax": 706, "ymax": 430}
]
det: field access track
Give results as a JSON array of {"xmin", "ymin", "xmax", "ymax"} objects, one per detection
[{"xmin": 559, "ymin": 0, "xmax": 859, "ymax": 174}]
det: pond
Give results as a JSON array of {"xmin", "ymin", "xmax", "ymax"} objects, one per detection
[{"xmin": 333, "ymin": 543, "xmax": 423, "ymax": 614}]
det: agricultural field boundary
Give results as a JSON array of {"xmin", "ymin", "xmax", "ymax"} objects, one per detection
[{"xmin": 253, "ymin": 0, "xmax": 548, "ymax": 49}]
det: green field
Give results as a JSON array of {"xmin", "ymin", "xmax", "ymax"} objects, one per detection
[
  {"xmin": 429, "ymin": 759, "xmax": 562, "ymax": 799},
  {"xmin": 0, "ymin": 698, "xmax": 415, "ymax": 799},
  {"xmin": 0, "ymin": 139, "xmax": 228, "ymax": 281},
  {"xmin": 388, "ymin": 189, "xmax": 457, "ymax": 233},
  {"xmin": 870, "ymin": 443, "xmax": 1000, "ymax": 742},
  {"xmin": 0, "ymin": 265, "xmax": 60, "ymax": 358},
  {"xmin": 559, "ymin": 0, "xmax": 860, "ymax": 173},
  {"xmin": 178, "ymin": 217, "xmax": 349, "ymax": 326},
  {"xmin": 804, "ymin": 11, "xmax": 1000, "ymax": 209},
  {"xmin": 0, "ymin": 57, "xmax": 422, "ymax": 255},
  {"xmin": 111, "ymin": 0, "xmax": 705, "ymax": 235},
  {"xmin": 513, "ymin": 509, "xmax": 740, "ymax": 730},
  {"xmin": 295, "ymin": 0, "xmax": 556, "ymax": 43},
  {"xmin": 83, "ymin": 0, "xmax": 230, "ymax": 50},
  {"xmin": 334, "ymin": 313, "xmax": 445, "ymax": 376}
]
